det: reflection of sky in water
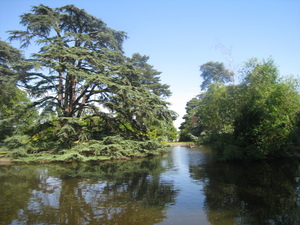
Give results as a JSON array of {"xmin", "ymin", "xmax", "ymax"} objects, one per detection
[
  {"xmin": 28, "ymin": 176, "xmax": 62, "ymax": 210},
  {"xmin": 159, "ymin": 147, "xmax": 210, "ymax": 225},
  {"xmin": 78, "ymin": 181, "xmax": 106, "ymax": 204}
]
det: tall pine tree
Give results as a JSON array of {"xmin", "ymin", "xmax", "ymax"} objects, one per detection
[{"xmin": 8, "ymin": 4, "xmax": 175, "ymax": 148}]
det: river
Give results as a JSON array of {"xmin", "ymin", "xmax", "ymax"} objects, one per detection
[{"xmin": 1, "ymin": 146, "xmax": 300, "ymax": 224}]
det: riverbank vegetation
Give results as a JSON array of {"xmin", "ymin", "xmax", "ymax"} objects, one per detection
[
  {"xmin": 180, "ymin": 58, "xmax": 300, "ymax": 161},
  {"xmin": 3, "ymin": 4, "xmax": 299, "ymax": 163},
  {"xmin": 0, "ymin": 4, "xmax": 177, "ymax": 162}
]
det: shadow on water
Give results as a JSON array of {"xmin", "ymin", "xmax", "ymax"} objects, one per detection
[
  {"xmin": 1, "ymin": 146, "xmax": 300, "ymax": 224},
  {"xmin": 188, "ymin": 148, "xmax": 300, "ymax": 225}
]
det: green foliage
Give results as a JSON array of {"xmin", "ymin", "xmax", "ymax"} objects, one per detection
[
  {"xmin": 199, "ymin": 61, "xmax": 234, "ymax": 91},
  {"xmin": 198, "ymin": 83, "xmax": 240, "ymax": 138},
  {"xmin": 181, "ymin": 58, "xmax": 300, "ymax": 161},
  {"xmin": 2, "ymin": 4, "xmax": 176, "ymax": 155},
  {"xmin": 222, "ymin": 145, "xmax": 244, "ymax": 161},
  {"xmin": 179, "ymin": 97, "xmax": 202, "ymax": 141},
  {"xmin": 5, "ymin": 149, "xmax": 29, "ymax": 159},
  {"xmin": 0, "ymin": 40, "xmax": 36, "ymax": 141},
  {"xmin": 129, "ymin": 53, "xmax": 172, "ymax": 98},
  {"xmin": 1, "ymin": 135, "xmax": 170, "ymax": 162},
  {"xmin": 148, "ymin": 123, "xmax": 178, "ymax": 142},
  {"xmin": 231, "ymin": 59, "xmax": 300, "ymax": 159},
  {"xmin": 76, "ymin": 136, "xmax": 169, "ymax": 159},
  {"xmin": 0, "ymin": 39, "xmax": 23, "ymax": 77},
  {"xmin": 3, "ymin": 135, "xmax": 30, "ymax": 149}
]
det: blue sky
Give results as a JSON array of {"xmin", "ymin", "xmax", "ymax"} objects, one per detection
[{"xmin": 1, "ymin": 0, "xmax": 300, "ymax": 128}]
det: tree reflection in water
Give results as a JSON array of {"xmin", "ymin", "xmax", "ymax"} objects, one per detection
[
  {"xmin": 189, "ymin": 156, "xmax": 300, "ymax": 225},
  {"xmin": 2, "ymin": 147, "xmax": 300, "ymax": 225},
  {"xmin": 0, "ymin": 158, "xmax": 178, "ymax": 225}
]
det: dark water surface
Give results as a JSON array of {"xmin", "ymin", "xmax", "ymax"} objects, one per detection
[{"xmin": 1, "ymin": 146, "xmax": 300, "ymax": 225}]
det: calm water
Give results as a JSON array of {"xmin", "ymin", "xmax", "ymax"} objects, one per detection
[{"xmin": 1, "ymin": 146, "xmax": 300, "ymax": 225}]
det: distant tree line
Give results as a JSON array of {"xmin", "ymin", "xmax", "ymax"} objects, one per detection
[{"xmin": 180, "ymin": 59, "xmax": 300, "ymax": 161}]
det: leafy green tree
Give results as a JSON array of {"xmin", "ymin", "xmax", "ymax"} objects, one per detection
[
  {"xmin": 129, "ymin": 53, "xmax": 172, "ymax": 98},
  {"xmin": 196, "ymin": 83, "xmax": 240, "ymax": 143},
  {"xmin": 127, "ymin": 53, "xmax": 177, "ymax": 141},
  {"xmin": 8, "ymin": 4, "xmax": 127, "ymax": 119},
  {"xmin": 0, "ymin": 40, "xmax": 35, "ymax": 141},
  {"xmin": 182, "ymin": 58, "xmax": 300, "ymax": 160},
  {"xmin": 230, "ymin": 58, "xmax": 300, "ymax": 160},
  {"xmin": 199, "ymin": 61, "xmax": 233, "ymax": 91},
  {"xmin": 148, "ymin": 123, "xmax": 178, "ymax": 142},
  {"xmin": 7, "ymin": 4, "xmax": 175, "ymax": 149},
  {"xmin": 179, "ymin": 96, "xmax": 202, "ymax": 141},
  {"xmin": 180, "ymin": 61, "xmax": 234, "ymax": 142}
]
